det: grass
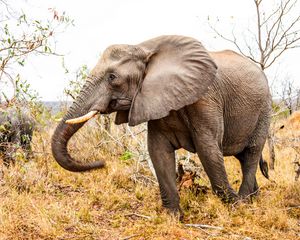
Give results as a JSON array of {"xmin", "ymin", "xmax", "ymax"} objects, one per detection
[{"xmin": 0, "ymin": 117, "xmax": 299, "ymax": 240}]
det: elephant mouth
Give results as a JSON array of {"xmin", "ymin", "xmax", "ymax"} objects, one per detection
[
  {"xmin": 66, "ymin": 98, "xmax": 132, "ymax": 125},
  {"xmin": 108, "ymin": 98, "xmax": 132, "ymax": 111}
]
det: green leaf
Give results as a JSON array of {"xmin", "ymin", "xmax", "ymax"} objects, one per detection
[
  {"xmin": 4, "ymin": 24, "xmax": 9, "ymax": 35},
  {"xmin": 119, "ymin": 150, "xmax": 133, "ymax": 161},
  {"xmin": 0, "ymin": 124, "xmax": 7, "ymax": 132},
  {"xmin": 18, "ymin": 60, "xmax": 25, "ymax": 66}
]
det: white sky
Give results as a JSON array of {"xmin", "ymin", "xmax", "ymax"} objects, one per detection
[{"xmin": 6, "ymin": 0, "xmax": 300, "ymax": 100}]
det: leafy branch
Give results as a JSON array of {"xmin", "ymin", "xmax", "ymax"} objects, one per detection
[{"xmin": 0, "ymin": 1, "xmax": 73, "ymax": 101}]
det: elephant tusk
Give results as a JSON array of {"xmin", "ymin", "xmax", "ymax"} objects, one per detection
[{"xmin": 65, "ymin": 110, "xmax": 98, "ymax": 124}]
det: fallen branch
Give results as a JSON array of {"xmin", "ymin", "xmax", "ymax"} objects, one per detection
[{"xmin": 185, "ymin": 223, "xmax": 224, "ymax": 231}]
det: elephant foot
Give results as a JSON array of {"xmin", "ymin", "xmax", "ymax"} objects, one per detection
[
  {"xmin": 213, "ymin": 187, "xmax": 239, "ymax": 204},
  {"xmin": 238, "ymin": 179, "xmax": 259, "ymax": 202},
  {"xmin": 164, "ymin": 206, "xmax": 184, "ymax": 222},
  {"xmin": 161, "ymin": 201, "xmax": 183, "ymax": 221}
]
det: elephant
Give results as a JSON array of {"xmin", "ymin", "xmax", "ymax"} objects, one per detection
[
  {"xmin": 0, "ymin": 104, "xmax": 35, "ymax": 165},
  {"xmin": 51, "ymin": 35, "xmax": 271, "ymax": 214}
]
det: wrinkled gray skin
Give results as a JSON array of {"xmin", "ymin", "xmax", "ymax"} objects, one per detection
[
  {"xmin": 0, "ymin": 105, "xmax": 35, "ymax": 165},
  {"xmin": 52, "ymin": 35, "xmax": 271, "ymax": 213}
]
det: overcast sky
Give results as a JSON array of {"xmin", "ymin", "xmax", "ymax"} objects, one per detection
[{"xmin": 5, "ymin": 0, "xmax": 300, "ymax": 101}]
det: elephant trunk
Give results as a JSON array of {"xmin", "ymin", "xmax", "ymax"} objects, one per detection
[{"xmin": 51, "ymin": 81, "xmax": 106, "ymax": 172}]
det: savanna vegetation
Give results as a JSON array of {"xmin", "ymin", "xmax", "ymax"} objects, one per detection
[
  {"xmin": 0, "ymin": 0, "xmax": 300, "ymax": 239},
  {"xmin": 0, "ymin": 110, "xmax": 299, "ymax": 240}
]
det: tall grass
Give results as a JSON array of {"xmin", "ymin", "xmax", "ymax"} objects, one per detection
[{"xmin": 0, "ymin": 115, "xmax": 299, "ymax": 240}]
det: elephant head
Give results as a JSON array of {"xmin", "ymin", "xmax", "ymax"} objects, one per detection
[{"xmin": 51, "ymin": 35, "xmax": 217, "ymax": 172}]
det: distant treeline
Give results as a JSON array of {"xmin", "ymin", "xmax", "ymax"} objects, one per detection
[{"xmin": 42, "ymin": 101, "xmax": 72, "ymax": 114}]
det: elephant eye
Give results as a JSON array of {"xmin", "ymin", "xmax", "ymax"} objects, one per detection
[{"xmin": 108, "ymin": 73, "xmax": 117, "ymax": 81}]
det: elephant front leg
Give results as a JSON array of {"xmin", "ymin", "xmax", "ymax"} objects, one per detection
[{"xmin": 148, "ymin": 123, "xmax": 180, "ymax": 213}]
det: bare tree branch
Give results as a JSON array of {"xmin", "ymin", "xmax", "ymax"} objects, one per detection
[
  {"xmin": 208, "ymin": 22, "xmax": 260, "ymax": 64},
  {"xmin": 263, "ymin": 0, "xmax": 289, "ymax": 54},
  {"xmin": 209, "ymin": 0, "xmax": 300, "ymax": 70},
  {"xmin": 254, "ymin": 0, "xmax": 265, "ymax": 65}
]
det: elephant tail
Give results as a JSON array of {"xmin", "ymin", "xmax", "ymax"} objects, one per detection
[{"xmin": 259, "ymin": 155, "xmax": 269, "ymax": 179}]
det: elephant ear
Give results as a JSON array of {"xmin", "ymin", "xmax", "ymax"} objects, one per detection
[{"xmin": 128, "ymin": 35, "xmax": 218, "ymax": 126}]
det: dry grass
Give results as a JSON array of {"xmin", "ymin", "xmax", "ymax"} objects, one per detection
[{"xmin": 0, "ymin": 117, "xmax": 299, "ymax": 240}]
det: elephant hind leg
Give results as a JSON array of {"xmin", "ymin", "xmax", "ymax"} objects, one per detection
[
  {"xmin": 195, "ymin": 140, "xmax": 239, "ymax": 203},
  {"xmin": 236, "ymin": 108, "xmax": 269, "ymax": 199},
  {"xmin": 235, "ymin": 148, "xmax": 261, "ymax": 198}
]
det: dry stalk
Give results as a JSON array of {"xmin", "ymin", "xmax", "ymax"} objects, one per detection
[
  {"xmin": 121, "ymin": 234, "xmax": 141, "ymax": 240},
  {"xmin": 293, "ymin": 156, "xmax": 300, "ymax": 181},
  {"xmin": 185, "ymin": 223, "xmax": 224, "ymax": 231},
  {"xmin": 124, "ymin": 213, "xmax": 152, "ymax": 220}
]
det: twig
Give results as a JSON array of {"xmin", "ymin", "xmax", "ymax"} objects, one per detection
[
  {"xmin": 185, "ymin": 223, "xmax": 224, "ymax": 231},
  {"xmin": 124, "ymin": 213, "xmax": 152, "ymax": 220},
  {"xmin": 31, "ymin": 151, "xmax": 51, "ymax": 155},
  {"xmin": 130, "ymin": 173, "xmax": 158, "ymax": 186},
  {"xmin": 231, "ymin": 187, "xmax": 261, "ymax": 207},
  {"xmin": 121, "ymin": 234, "xmax": 140, "ymax": 240},
  {"xmin": 0, "ymin": 189, "xmax": 8, "ymax": 196},
  {"xmin": 250, "ymin": 205, "xmax": 300, "ymax": 212},
  {"xmin": 284, "ymin": 205, "xmax": 300, "ymax": 211},
  {"xmin": 188, "ymin": 223, "xmax": 212, "ymax": 236}
]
